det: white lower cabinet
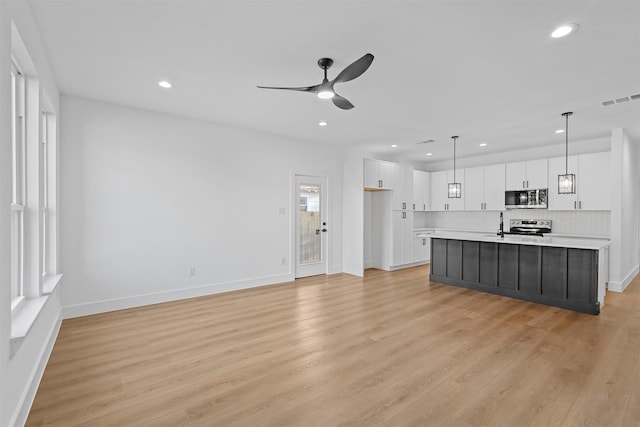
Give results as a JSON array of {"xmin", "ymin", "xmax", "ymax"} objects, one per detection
[
  {"xmin": 412, "ymin": 233, "xmax": 431, "ymax": 263},
  {"xmin": 392, "ymin": 210, "xmax": 414, "ymax": 266}
]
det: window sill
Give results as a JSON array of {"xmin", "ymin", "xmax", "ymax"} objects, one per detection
[
  {"xmin": 42, "ymin": 273, "xmax": 62, "ymax": 295},
  {"xmin": 10, "ymin": 274, "xmax": 62, "ymax": 358}
]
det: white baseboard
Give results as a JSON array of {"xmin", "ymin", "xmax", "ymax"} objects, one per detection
[
  {"xmin": 328, "ymin": 264, "xmax": 343, "ymax": 275},
  {"xmin": 12, "ymin": 313, "xmax": 62, "ymax": 427},
  {"xmin": 389, "ymin": 260, "xmax": 429, "ymax": 271},
  {"xmin": 62, "ymin": 273, "xmax": 295, "ymax": 319},
  {"xmin": 608, "ymin": 265, "xmax": 639, "ymax": 293}
]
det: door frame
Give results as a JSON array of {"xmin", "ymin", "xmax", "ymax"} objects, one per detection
[{"xmin": 292, "ymin": 173, "xmax": 329, "ymax": 278}]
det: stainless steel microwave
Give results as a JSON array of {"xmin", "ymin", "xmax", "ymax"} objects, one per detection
[{"xmin": 505, "ymin": 189, "xmax": 548, "ymax": 209}]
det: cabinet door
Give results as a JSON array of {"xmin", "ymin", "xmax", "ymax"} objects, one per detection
[
  {"xmin": 447, "ymin": 169, "xmax": 466, "ymax": 211},
  {"xmin": 413, "ymin": 170, "xmax": 423, "ymax": 211},
  {"xmin": 392, "ymin": 164, "xmax": 413, "ymax": 210},
  {"xmin": 392, "ymin": 211, "xmax": 404, "ymax": 265},
  {"xmin": 413, "ymin": 170, "xmax": 430, "ymax": 211},
  {"xmin": 422, "ymin": 172, "xmax": 431, "ymax": 211},
  {"xmin": 464, "ymin": 166, "xmax": 485, "ymax": 211},
  {"xmin": 403, "ymin": 213, "xmax": 414, "ymax": 264},
  {"xmin": 578, "ymin": 152, "xmax": 611, "ymax": 210},
  {"xmin": 379, "ymin": 161, "xmax": 395, "ymax": 190},
  {"xmin": 484, "ymin": 164, "xmax": 506, "ymax": 210},
  {"xmin": 525, "ymin": 159, "xmax": 549, "ymax": 189},
  {"xmin": 430, "ymin": 171, "xmax": 448, "ymax": 211},
  {"xmin": 392, "ymin": 211, "xmax": 413, "ymax": 265},
  {"xmin": 412, "ymin": 237, "xmax": 429, "ymax": 262},
  {"xmin": 505, "ymin": 161, "xmax": 527, "ymax": 190},
  {"xmin": 364, "ymin": 159, "xmax": 380, "ymax": 189},
  {"xmin": 547, "ymin": 155, "xmax": 578, "ymax": 210}
]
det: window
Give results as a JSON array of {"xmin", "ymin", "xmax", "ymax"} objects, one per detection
[
  {"xmin": 11, "ymin": 60, "xmax": 25, "ymax": 308},
  {"xmin": 40, "ymin": 108, "xmax": 57, "ymax": 283},
  {"xmin": 41, "ymin": 109, "xmax": 48, "ymax": 276}
]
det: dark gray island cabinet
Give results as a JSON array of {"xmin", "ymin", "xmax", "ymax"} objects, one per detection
[{"xmin": 429, "ymin": 232, "xmax": 610, "ymax": 314}]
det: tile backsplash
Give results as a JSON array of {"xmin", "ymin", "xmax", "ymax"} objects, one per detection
[{"xmin": 415, "ymin": 209, "xmax": 610, "ymax": 237}]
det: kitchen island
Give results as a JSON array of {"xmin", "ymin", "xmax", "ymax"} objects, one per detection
[{"xmin": 429, "ymin": 231, "xmax": 610, "ymax": 314}]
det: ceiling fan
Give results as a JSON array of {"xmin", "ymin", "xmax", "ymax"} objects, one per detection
[{"xmin": 257, "ymin": 53, "xmax": 374, "ymax": 110}]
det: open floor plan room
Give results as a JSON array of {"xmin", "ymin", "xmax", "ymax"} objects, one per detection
[{"xmin": 27, "ymin": 266, "xmax": 640, "ymax": 426}]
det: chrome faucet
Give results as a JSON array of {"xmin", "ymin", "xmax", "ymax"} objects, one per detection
[{"xmin": 498, "ymin": 212, "xmax": 504, "ymax": 238}]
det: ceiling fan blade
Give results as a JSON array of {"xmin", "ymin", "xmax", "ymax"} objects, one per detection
[
  {"xmin": 256, "ymin": 84, "xmax": 319, "ymax": 92},
  {"xmin": 334, "ymin": 53, "xmax": 374, "ymax": 84},
  {"xmin": 332, "ymin": 94, "xmax": 354, "ymax": 110}
]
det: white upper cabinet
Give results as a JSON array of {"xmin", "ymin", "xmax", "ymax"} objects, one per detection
[
  {"xmin": 412, "ymin": 170, "xmax": 430, "ymax": 211},
  {"xmin": 364, "ymin": 159, "xmax": 395, "ymax": 190},
  {"xmin": 578, "ymin": 152, "xmax": 611, "ymax": 210},
  {"xmin": 392, "ymin": 163, "xmax": 414, "ymax": 210},
  {"xmin": 484, "ymin": 164, "xmax": 507, "ymax": 210},
  {"xmin": 547, "ymin": 155, "xmax": 578, "ymax": 210},
  {"xmin": 548, "ymin": 151, "xmax": 611, "ymax": 211},
  {"xmin": 464, "ymin": 167, "xmax": 485, "ymax": 211},
  {"xmin": 505, "ymin": 159, "xmax": 548, "ymax": 190},
  {"xmin": 464, "ymin": 164, "xmax": 506, "ymax": 211},
  {"xmin": 430, "ymin": 169, "xmax": 465, "ymax": 211}
]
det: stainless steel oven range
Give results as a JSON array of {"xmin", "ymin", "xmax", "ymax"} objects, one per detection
[{"xmin": 509, "ymin": 219, "xmax": 552, "ymax": 236}]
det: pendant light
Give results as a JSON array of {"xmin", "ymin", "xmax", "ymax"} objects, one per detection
[
  {"xmin": 558, "ymin": 112, "xmax": 576, "ymax": 194},
  {"xmin": 448, "ymin": 135, "xmax": 461, "ymax": 198}
]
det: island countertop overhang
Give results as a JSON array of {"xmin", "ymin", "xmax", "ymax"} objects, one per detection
[{"xmin": 431, "ymin": 230, "xmax": 610, "ymax": 250}]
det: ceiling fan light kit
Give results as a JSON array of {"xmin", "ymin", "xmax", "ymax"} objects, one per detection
[{"xmin": 257, "ymin": 53, "xmax": 374, "ymax": 110}]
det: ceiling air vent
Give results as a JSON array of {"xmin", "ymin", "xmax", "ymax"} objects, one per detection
[
  {"xmin": 416, "ymin": 139, "xmax": 435, "ymax": 144},
  {"xmin": 601, "ymin": 93, "xmax": 640, "ymax": 106}
]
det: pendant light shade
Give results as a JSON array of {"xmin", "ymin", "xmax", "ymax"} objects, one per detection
[
  {"xmin": 558, "ymin": 112, "xmax": 576, "ymax": 194},
  {"xmin": 448, "ymin": 136, "xmax": 461, "ymax": 198}
]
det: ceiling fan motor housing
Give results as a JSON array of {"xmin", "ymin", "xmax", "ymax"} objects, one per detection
[{"xmin": 317, "ymin": 58, "xmax": 333, "ymax": 70}]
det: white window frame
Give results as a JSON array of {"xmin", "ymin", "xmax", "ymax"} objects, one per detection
[
  {"xmin": 41, "ymin": 109, "xmax": 48, "ymax": 277},
  {"xmin": 11, "ymin": 59, "xmax": 26, "ymax": 310}
]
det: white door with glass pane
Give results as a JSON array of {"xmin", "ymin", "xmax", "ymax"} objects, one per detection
[{"xmin": 295, "ymin": 175, "xmax": 327, "ymax": 278}]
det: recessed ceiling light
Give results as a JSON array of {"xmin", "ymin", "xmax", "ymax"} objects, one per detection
[
  {"xmin": 391, "ymin": 144, "xmax": 398, "ymax": 148},
  {"xmin": 426, "ymin": 153, "xmax": 433, "ymax": 156},
  {"xmin": 479, "ymin": 143, "xmax": 487, "ymax": 147},
  {"xmin": 555, "ymin": 129, "xmax": 565, "ymax": 134},
  {"xmin": 551, "ymin": 24, "xmax": 578, "ymax": 38},
  {"xmin": 158, "ymin": 80, "xmax": 172, "ymax": 89},
  {"xmin": 318, "ymin": 121, "xmax": 327, "ymax": 126}
]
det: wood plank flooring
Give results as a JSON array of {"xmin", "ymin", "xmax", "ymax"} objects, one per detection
[{"xmin": 26, "ymin": 265, "xmax": 640, "ymax": 426}]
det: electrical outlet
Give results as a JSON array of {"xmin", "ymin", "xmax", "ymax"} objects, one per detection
[
  {"xmin": 280, "ymin": 257, "xmax": 286, "ymax": 265},
  {"xmin": 188, "ymin": 266, "xmax": 196, "ymax": 276}
]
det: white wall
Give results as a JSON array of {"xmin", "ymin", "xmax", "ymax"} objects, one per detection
[
  {"xmin": 60, "ymin": 96, "xmax": 344, "ymax": 317},
  {"xmin": 0, "ymin": 1, "xmax": 62, "ymax": 425},
  {"xmin": 609, "ymin": 128, "xmax": 640, "ymax": 291}
]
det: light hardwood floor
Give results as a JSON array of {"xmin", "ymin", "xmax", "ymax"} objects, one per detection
[{"xmin": 27, "ymin": 265, "xmax": 640, "ymax": 426}]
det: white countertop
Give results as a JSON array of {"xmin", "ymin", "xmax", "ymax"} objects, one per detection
[{"xmin": 429, "ymin": 230, "xmax": 610, "ymax": 250}]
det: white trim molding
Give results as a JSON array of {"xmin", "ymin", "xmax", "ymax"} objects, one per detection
[
  {"xmin": 608, "ymin": 265, "xmax": 639, "ymax": 293},
  {"xmin": 11, "ymin": 313, "xmax": 62, "ymax": 427},
  {"xmin": 62, "ymin": 273, "xmax": 295, "ymax": 319}
]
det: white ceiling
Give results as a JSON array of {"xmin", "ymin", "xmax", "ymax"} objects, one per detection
[{"xmin": 28, "ymin": 0, "xmax": 640, "ymax": 165}]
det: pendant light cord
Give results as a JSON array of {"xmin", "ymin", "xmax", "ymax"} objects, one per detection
[
  {"xmin": 452, "ymin": 136, "xmax": 458, "ymax": 181},
  {"xmin": 562, "ymin": 112, "xmax": 573, "ymax": 174},
  {"xmin": 565, "ymin": 113, "xmax": 568, "ymax": 174}
]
